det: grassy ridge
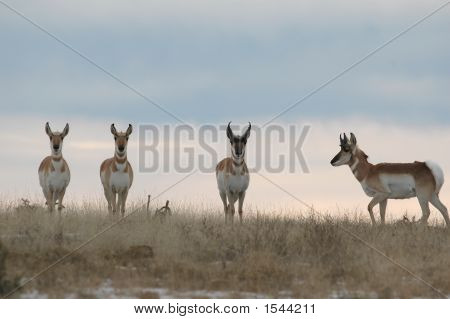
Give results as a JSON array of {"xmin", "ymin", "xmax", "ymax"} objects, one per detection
[{"xmin": 0, "ymin": 202, "xmax": 449, "ymax": 298}]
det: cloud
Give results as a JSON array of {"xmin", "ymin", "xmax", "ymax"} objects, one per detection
[
  {"xmin": 4, "ymin": 0, "xmax": 446, "ymax": 30},
  {"xmin": 1, "ymin": 0, "xmax": 448, "ymax": 124}
]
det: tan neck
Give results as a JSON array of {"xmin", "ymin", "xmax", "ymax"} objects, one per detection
[
  {"xmin": 231, "ymin": 153, "xmax": 245, "ymax": 168},
  {"xmin": 115, "ymin": 152, "xmax": 127, "ymax": 164},
  {"xmin": 348, "ymin": 149, "xmax": 372, "ymax": 182},
  {"xmin": 232, "ymin": 157, "xmax": 244, "ymax": 167},
  {"xmin": 232, "ymin": 156, "xmax": 248, "ymax": 176},
  {"xmin": 51, "ymin": 154, "xmax": 63, "ymax": 161}
]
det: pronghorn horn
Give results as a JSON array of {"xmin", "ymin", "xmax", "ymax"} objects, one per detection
[
  {"xmin": 343, "ymin": 133, "xmax": 349, "ymax": 144},
  {"xmin": 227, "ymin": 121, "xmax": 233, "ymax": 139},
  {"xmin": 244, "ymin": 122, "xmax": 251, "ymax": 139}
]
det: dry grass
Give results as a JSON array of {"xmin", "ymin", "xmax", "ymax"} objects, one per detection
[{"xmin": 0, "ymin": 200, "xmax": 449, "ymax": 299}]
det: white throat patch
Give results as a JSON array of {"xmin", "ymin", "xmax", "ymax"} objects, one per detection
[{"xmin": 351, "ymin": 157, "xmax": 360, "ymax": 172}]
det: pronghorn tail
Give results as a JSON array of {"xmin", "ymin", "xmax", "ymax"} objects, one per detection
[{"xmin": 425, "ymin": 161, "xmax": 445, "ymax": 194}]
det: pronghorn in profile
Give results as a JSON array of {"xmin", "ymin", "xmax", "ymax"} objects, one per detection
[
  {"xmin": 100, "ymin": 124, "xmax": 133, "ymax": 216},
  {"xmin": 331, "ymin": 133, "xmax": 450, "ymax": 227},
  {"xmin": 38, "ymin": 122, "xmax": 70, "ymax": 212},
  {"xmin": 216, "ymin": 122, "xmax": 251, "ymax": 223}
]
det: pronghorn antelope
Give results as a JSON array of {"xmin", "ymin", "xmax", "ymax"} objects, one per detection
[
  {"xmin": 216, "ymin": 122, "xmax": 251, "ymax": 223},
  {"xmin": 100, "ymin": 124, "xmax": 134, "ymax": 216},
  {"xmin": 331, "ymin": 133, "xmax": 450, "ymax": 227},
  {"xmin": 38, "ymin": 122, "xmax": 70, "ymax": 212}
]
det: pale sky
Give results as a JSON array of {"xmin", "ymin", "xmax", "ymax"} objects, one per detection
[{"xmin": 1, "ymin": 0, "xmax": 449, "ymax": 222}]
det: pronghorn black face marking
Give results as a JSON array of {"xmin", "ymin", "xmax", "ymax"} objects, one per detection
[
  {"xmin": 227, "ymin": 122, "xmax": 251, "ymax": 160},
  {"xmin": 111, "ymin": 124, "xmax": 133, "ymax": 157},
  {"xmin": 45, "ymin": 122, "xmax": 69, "ymax": 155},
  {"xmin": 331, "ymin": 132, "xmax": 357, "ymax": 166}
]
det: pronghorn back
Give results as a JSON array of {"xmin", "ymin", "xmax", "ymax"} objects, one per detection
[{"xmin": 362, "ymin": 161, "xmax": 436, "ymax": 200}]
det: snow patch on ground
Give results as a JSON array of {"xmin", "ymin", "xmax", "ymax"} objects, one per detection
[
  {"xmin": 85, "ymin": 280, "xmax": 272, "ymax": 299},
  {"xmin": 20, "ymin": 279, "xmax": 277, "ymax": 299},
  {"xmin": 20, "ymin": 290, "xmax": 49, "ymax": 299}
]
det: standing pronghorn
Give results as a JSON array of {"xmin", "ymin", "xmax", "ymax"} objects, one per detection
[
  {"xmin": 38, "ymin": 122, "xmax": 70, "ymax": 212},
  {"xmin": 100, "ymin": 124, "xmax": 134, "ymax": 216},
  {"xmin": 216, "ymin": 122, "xmax": 251, "ymax": 223},
  {"xmin": 331, "ymin": 133, "xmax": 450, "ymax": 227}
]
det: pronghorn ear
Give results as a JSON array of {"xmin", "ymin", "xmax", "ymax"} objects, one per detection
[
  {"xmin": 350, "ymin": 133, "xmax": 357, "ymax": 145},
  {"xmin": 62, "ymin": 123, "xmax": 69, "ymax": 138},
  {"xmin": 45, "ymin": 122, "xmax": 52, "ymax": 136},
  {"xmin": 226, "ymin": 122, "xmax": 233, "ymax": 140},
  {"xmin": 126, "ymin": 124, "xmax": 133, "ymax": 136},
  {"xmin": 111, "ymin": 124, "xmax": 118, "ymax": 136},
  {"xmin": 243, "ymin": 122, "xmax": 251, "ymax": 141}
]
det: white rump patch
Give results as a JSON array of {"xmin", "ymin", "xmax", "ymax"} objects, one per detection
[{"xmin": 425, "ymin": 161, "xmax": 445, "ymax": 194}]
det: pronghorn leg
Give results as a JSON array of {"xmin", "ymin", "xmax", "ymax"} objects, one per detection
[
  {"xmin": 103, "ymin": 187, "xmax": 113, "ymax": 213},
  {"xmin": 417, "ymin": 197, "xmax": 431, "ymax": 225},
  {"xmin": 111, "ymin": 192, "xmax": 118, "ymax": 214},
  {"xmin": 57, "ymin": 189, "xmax": 66, "ymax": 211},
  {"xmin": 43, "ymin": 189, "xmax": 51, "ymax": 210},
  {"xmin": 430, "ymin": 194, "xmax": 450, "ymax": 227},
  {"xmin": 219, "ymin": 191, "xmax": 228, "ymax": 220},
  {"xmin": 53, "ymin": 191, "xmax": 60, "ymax": 212},
  {"xmin": 238, "ymin": 191, "xmax": 246, "ymax": 223},
  {"xmin": 379, "ymin": 199, "xmax": 388, "ymax": 224},
  {"xmin": 47, "ymin": 190, "xmax": 55, "ymax": 212},
  {"xmin": 42, "ymin": 188, "xmax": 49, "ymax": 206},
  {"xmin": 119, "ymin": 190, "xmax": 129, "ymax": 217},
  {"xmin": 368, "ymin": 195, "xmax": 388, "ymax": 225},
  {"xmin": 227, "ymin": 192, "xmax": 238, "ymax": 223},
  {"xmin": 117, "ymin": 192, "xmax": 124, "ymax": 216}
]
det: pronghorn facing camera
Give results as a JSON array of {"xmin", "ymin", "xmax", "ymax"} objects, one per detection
[
  {"xmin": 100, "ymin": 124, "xmax": 134, "ymax": 216},
  {"xmin": 38, "ymin": 122, "xmax": 70, "ymax": 212},
  {"xmin": 331, "ymin": 133, "xmax": 450, "ymax": 227},
  {"xmin": 216, "ymin": 122, "xmax": 251, "ymax": 223}
]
